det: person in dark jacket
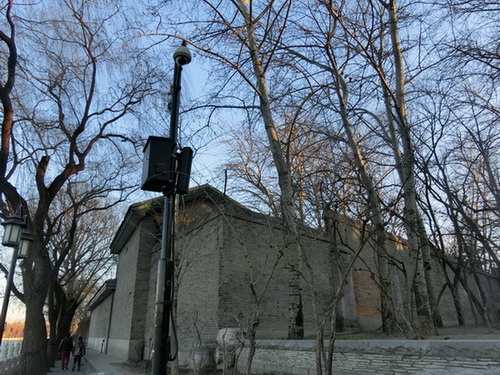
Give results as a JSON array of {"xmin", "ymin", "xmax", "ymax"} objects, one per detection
[
  {"xmin": 72, "ymin": 336, "xmax": 86, "ymax": 371},
  {"xmin": 58, "ymin": 333, "xmax": 73, "ymax": 370}
]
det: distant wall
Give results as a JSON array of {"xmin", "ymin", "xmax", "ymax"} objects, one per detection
[
  {"xmin": 87, "ymin": 293, "xmax": 113, "ymax": 353},
  {"xmin": 142, "ymin": 232, "xmax": 159, "ymax": 362},
  {"xmin": 107, "ymin": 230, "xmax": 138, "ymax": 360},
  {"xmin": 436, "ymin": 266, "xmax": 500, "ymax": 327},
  {"xmin": 220, "ymin": 214, "xmax": 296, "ymax": 339},
  {"xmin": 219, "ymin": 212, "xmax": 363, "ymax": 339}
]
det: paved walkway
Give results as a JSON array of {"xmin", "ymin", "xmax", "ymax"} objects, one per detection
[
  {"xmin": 49, "ymin": 361, "xmax": 85, "ymax": 374},
  {"xmin": 49, "ymin": 349, "xmax": 148, "ymax": 375},
  {"xmin": 49, "ymin": 358, "xmax": 89, "ymax": 375}
]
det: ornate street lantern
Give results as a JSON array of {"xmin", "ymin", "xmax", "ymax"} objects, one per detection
[
  {"xmin": 1, "ymin": 213, "xmax": 25, "ymax": 248},
  {"xmin": 18, "ymin": 229, "xmax": 33, "ymax": 259}
]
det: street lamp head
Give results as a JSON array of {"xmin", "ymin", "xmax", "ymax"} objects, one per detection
[
  {"xmin": 18, "ymin": 229, "xmax": 33, "ymax": 259},
  {"xmin": 1, "ymin": 213, "xmax": 25, "ymax": 248},
  {"xmin": 173, "ymin": 45, "xmax": 191, "ymax": 66}
]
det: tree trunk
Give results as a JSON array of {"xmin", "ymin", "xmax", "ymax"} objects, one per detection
[
  {"xmin": 18, "ymin": 285, "xmax": 49, "ymax": 375},
  {"xmin": 451, "ymin": 278, "xmax": 465, "ymax": 326},
  {"xmin": 323, "ymin": 211, "xmax": 355, "ymax": 374},
  {"xmin": 407, "ymin": 229, "xmax": 435, "ymax": 337},
  {"xmin": 57, "ymin": 298, "xmax": 79, "ymax": 341},
  {"xmin": 18, "ymin": 239, "xmax": 51, "ymax": 375},
  {"xmin": 46, "ymin": 282, "xmax": 60, "ymax": 366},
  {"xmin": 245, "ymin": 316, "xmax": 258, "ymax": 375},
  {"xmin": 379, "ymin": 0, "xmax": 436, "ymax": 337},
  {"xmin": 315, "ymin": 322, "xmax": 325, "ymax": 375},
  {"xmin": 326, "ymin": 52, "xmax": 397, "ymax": 334},
  {"xmin": 326, "ymin": 308, "xmax": 337, "ymax": 375},
  {"xmin": 240, "ymin": 1, "xmax": 304, "ymax": 338},
  {"xmin": 416, "ymin": 211, "xmax": 444, "ymax": 327}
]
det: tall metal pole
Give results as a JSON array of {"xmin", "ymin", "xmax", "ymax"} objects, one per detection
[
  {"xmin": 151, "ymin": 195, "xmax": 173, "ymax": 375},
  {"xmin": 0, "ymin": 245, "xmax": 20, "ymax": 351},
  {"xmin": 151, "ymin": 42, "xmax": 190, "ymax": 375}
]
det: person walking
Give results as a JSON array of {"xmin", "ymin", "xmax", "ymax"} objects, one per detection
[
  {"xmin": 58, "ymin": 333, "xmax": 73, "ymax": 370},
  {"xmin": 72, "ymin": 336, "xmax": 86, "ymax": 372}
]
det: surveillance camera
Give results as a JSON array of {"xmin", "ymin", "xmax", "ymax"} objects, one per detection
[{"xmin": 173, "ymin": 45, "xmax": 192, "ymax": 66}]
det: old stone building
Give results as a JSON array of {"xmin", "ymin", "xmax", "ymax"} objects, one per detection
[{"xmin": 87, "ymin": 184, "xmax": 500, "ymax": 370}]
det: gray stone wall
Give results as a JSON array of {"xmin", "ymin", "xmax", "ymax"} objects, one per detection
[
  {"xmin": 236, "ymin": 339, "xmax": 500, "ymax": 374},
  {"xmin": 87, "ymin": 293, "xmax": 113, "ymax": 352},
  {"xmin": 108, "ymin": 230, "xmax": 139, "ymax": 360},
  {"xmin": 175, "ymin": 210, "xmax": 223, "ymax": 363},
  {"xmin": 128, "ymin": 218, "xmax": 155, "ymax": 360},
  {"xmin": 217, "ymin": 211, "xmax": 361, "ymax": 340},
  {"xmin": 107, "ymin": 219, "xmax": 155, "ymax": 361}
]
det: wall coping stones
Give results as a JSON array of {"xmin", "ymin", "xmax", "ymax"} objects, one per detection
[{"xmin": 253, "ymin": 339, "xmax": 500, "ymax": 358}]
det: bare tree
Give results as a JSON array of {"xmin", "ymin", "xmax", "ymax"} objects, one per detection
[
  {"xmin": 45, "ymin": 182, "xmax": 120, "ymax": 364},
  {"xmin": 414, "ymin": 66, "xmax": 499, "ymax": 327},
  {"xmin": 148, "ymin": 0, "xmax": 497, "ymax": 351},
  {"xmin": 153, "ymin": 0, "xmax": 307, "ymax": 338},
  {"xmin": 304, "ymin": 0, "xmax": 442, "ymax": 335},
  {"xmin": 0, "ymin": 1, "xmax": 163, "ymax": 373}
]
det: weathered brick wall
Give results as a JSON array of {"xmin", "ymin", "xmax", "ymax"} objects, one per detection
[
  {"xmin": 436, "ymin": 265, "xmax": 500, "ymax": 327},
  {"xmin": 351, "ymin": 269, "xmax": 382, "ymax": 331},
  {"xmin": 100, "ymin": 186, "xmax": 500, "ymax": 369},
  {"xmin": 484, "ymin": 273, "xmax": 500, "ymax": 320},
  {"xmin": 174, "ymin": 209, "xmax": 223, "ymax": 363},
  {"xmin": 219, "ymin": 214, "xmax": 291, "ymax": 339},
  {"xmin": 332, "ymin": 213, "xmax": 500, "ymax": 331},
  {"xmin": 218, "ymin": 211, "xmax": 355, "ymax": 340}
]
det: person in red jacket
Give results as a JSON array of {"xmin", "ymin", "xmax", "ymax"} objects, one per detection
[{"xmin": 58, "ymin": 333, "xmax": 73, "ymax": 370}]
